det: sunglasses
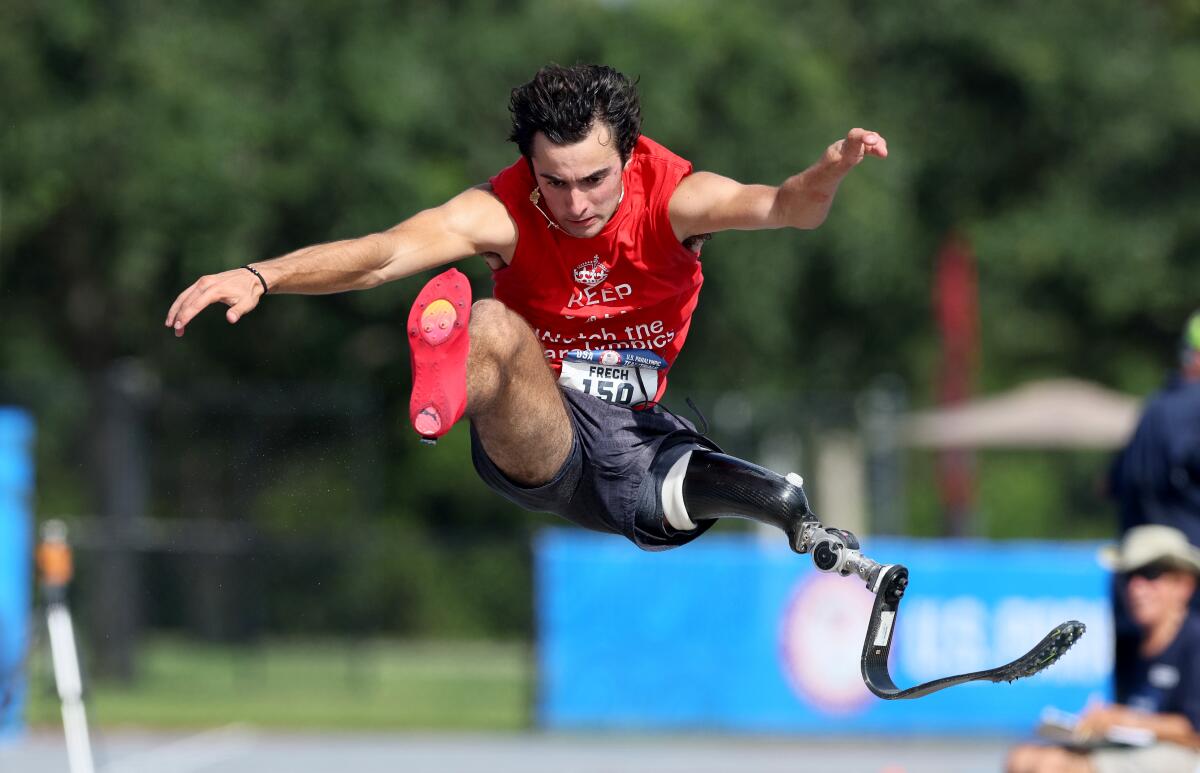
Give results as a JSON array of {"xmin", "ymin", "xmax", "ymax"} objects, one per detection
[{"xmin": 1126, "ymin": 563, "xmax": 1176, "ymax": 581}]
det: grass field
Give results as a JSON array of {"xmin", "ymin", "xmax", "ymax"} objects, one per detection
[{"xmin": 24, "ymin": 637, "xmax": 533, "ymax": 731}]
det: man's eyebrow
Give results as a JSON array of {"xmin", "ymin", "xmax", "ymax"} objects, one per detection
[{"xmin": 537, "ymin": 168, "xmax": 611, "ymax": 183}]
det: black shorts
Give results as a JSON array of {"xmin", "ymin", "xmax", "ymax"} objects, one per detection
[{"xmin": 470, "ymin": 387, "xmax": 717, "ymax": 551}]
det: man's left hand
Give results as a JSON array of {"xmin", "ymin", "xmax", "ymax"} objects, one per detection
[{"xmin": 826, "ymin": 128, "xmax": 889, "ymax": 170}]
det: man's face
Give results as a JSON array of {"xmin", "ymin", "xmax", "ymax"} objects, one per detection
[
  {"xmin": 1125, "ymin": 564, "xmax": 1196, "ymax": 628},
  {"xmin": 529, "ymin": 121, "xmax": 626, "ymax": 239}
]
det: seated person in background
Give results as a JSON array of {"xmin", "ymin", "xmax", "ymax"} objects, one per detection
[
  {"xmin": 1006, "ymin": 525, "xmax": 1200, "ymax": 773},
  {"xmin": 1107, "ymin": 310, "xmax": 1200, "ymax": 690}
]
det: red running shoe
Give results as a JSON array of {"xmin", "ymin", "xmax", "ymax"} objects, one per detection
[{"xmin": 407, "ymin": 268, "xmax": 472, "ymax": 443}]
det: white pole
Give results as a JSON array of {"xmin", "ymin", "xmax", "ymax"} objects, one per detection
[{"xmin": 46, "ymin": 601, "xmax": 95, "ymax": 773}]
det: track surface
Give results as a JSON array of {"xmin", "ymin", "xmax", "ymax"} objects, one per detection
[{"xmin": 2, "ymin": 727, "xmax": 1015, "ymax": 772}]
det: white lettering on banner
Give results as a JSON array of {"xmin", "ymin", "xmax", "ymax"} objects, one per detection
[
  {"xmin": 900, "ymin": 597, "xmax": 1113, "ymax": 685},
  {"xmin": 902, "ymin": 598, "xmax": 990, "ymax": 678},
  {"xmin": 566, "ymin": 283, "xmax": 634, "ymax": 310},
  {"xmin": 994, "ymin": 598, "xmax": 1112, "ymax": 683}
]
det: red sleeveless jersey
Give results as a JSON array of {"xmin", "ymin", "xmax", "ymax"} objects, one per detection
[{"xmin": 488, "ymin": 136, "xmax": 704, "ymax": 401}]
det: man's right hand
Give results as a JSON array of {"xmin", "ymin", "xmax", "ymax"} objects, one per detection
[{"xmin": 165, "ymin": 266, "xmax": 267, "ymax": 337}]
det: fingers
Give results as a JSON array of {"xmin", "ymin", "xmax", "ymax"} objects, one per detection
[
  {"xmin": 165, "ymin": 270, "xmax": 262, "ymax": 337},
  {"xmin": 862, "ymin": 130, "xmax": 888, "ymax": 158},
  {"xmin": 840, "ymin": 128, "xmax": 889, "ymax": 163},
  {"xmin": 165, "ymin": 285, "xmax": 193, "ymax": 329},
  {"xmin": 173, "ymin": 283, "xmax": 226, "ymax": 337},
  {"xmin": 225, "ymin": 294, "xmax": 260, "ymax": 325},
  {"xmin": 165, "ymin": 281, "xmax": 210, "ymax": 337}
]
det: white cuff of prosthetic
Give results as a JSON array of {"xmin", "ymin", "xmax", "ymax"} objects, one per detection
[{"xmin": 661, "ymin": 450, "xmax": 696, "ymax": 531}]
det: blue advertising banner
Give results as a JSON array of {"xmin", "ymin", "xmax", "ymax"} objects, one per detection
[
  {"xmin": 536, "ymin": 531, "xmax": 1113, "ymax": 735},
  {"xmin": 0, "ymin": 409, "xmax": 34, "ymax": 740}
]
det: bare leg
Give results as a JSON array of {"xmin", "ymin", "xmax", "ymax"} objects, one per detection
[{"xmin": 465, "ymin": 299, "xmax": 573, "ymax": 486}]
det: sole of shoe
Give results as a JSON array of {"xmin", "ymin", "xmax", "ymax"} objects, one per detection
[{"xmin": 407, "ymin": 268, "xmax": 472, "ymax": 442}]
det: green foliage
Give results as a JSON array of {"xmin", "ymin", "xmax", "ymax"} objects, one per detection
[
  {"xmin": 907, "ymin": 450, "xmax": 1116, "ymax": 540},
  {"xmin": 3, "ymin": 0, "xmax": 1197, "ymax": 635}
]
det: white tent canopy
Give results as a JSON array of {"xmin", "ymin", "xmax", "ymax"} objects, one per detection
[{"xmin": 901, "ymin": 378, "xmax": 1142, "ymax": 450}]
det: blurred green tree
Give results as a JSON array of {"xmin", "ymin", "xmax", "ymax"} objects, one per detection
[{"xmin": 2, "ymin": 0, "xmax": 1198, "ymax": 636}]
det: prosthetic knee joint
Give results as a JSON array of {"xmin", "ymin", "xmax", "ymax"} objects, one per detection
[{"xmin": 660, "ymin": 449, "xmax": 891, "ymax": 589}]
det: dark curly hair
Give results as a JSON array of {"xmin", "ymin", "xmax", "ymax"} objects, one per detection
[{"xmin": 508, "ymin": 64, "xmax": 642, "ymax": 163}]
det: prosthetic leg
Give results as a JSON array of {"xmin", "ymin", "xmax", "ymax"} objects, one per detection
[
  {"xmin": 659, "ymin": 449, "xmax": 1086, "ymax": 700},
  {"xmin": 662, "ymin": 450, "xmax": 890, "ymax": 586}
]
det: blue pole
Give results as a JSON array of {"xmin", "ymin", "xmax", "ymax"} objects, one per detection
[{"xmin": 0, "ymin": 408, "xmax": 34, "ymax": 741}]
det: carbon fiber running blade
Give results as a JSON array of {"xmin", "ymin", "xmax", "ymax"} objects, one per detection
[{"xmin": 860, "ymin": 564, "xmax": 1087, "ymax": 700}]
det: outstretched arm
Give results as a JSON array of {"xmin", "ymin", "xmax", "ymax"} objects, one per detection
[
  {"xmin": 165, "ymin": 185, "xmax": 516, "ymax": 337},
  {"xmin": 668, "ymin": 128, "xmax": 887, "ymax": 239}
]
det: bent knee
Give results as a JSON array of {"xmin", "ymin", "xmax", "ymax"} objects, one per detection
[
  {"xmin": 469, "ymin": 299, "xmax": 535, "ymax": 360},
  {"xmin": 469, "ymin": 298, "xmax": 512, "ymax": 327}
]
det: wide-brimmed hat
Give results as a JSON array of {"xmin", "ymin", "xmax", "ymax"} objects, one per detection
[{"xmin": 1098, "ymin": 525, "xmax": 1200, "ymax": 575}]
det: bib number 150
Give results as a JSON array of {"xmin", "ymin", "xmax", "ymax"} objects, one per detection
[{"xmin": 581, "ymin": 378, "xmax": 636, "ymax": 405}]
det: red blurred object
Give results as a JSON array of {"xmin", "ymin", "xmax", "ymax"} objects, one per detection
[{"xmin": 933, "ymin": 233, "xmax": 979, "ymax": 535}]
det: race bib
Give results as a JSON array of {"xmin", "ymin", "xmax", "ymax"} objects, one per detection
[{"xmin": 557, "ymin": 349, "xmax": 666, "ymax": 407}]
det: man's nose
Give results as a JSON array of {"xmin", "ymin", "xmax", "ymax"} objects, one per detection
[{"xmin": 567, "ymin": 188, "xmax": 587, "ymax": 215}]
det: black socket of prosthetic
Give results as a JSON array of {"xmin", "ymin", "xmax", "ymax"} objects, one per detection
[{"xmin": 681, "ymin": 451, "xmax": 813, "ymax": 545}]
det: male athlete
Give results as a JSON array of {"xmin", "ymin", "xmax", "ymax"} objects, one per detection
[
  {"xmin": 165, "ymin": 63, "xmax": 888, "ymax": 554},
  {"xmin": 167, "ymin": 65, "xmax": 1088, "ymax": 696}
]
